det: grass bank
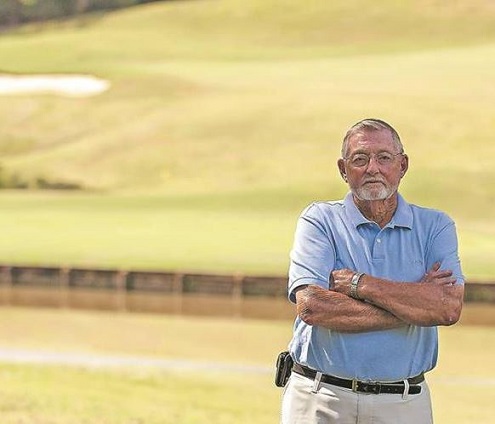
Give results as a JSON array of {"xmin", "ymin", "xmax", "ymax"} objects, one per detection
[{"xmin": 0, "ymin": 307, "xmax": 493, "ymax": 423}]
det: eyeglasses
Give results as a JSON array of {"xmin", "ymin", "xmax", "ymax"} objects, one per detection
[{"xmin": 344, "ymin": 152, "xmax": 403, "ymax": 168}]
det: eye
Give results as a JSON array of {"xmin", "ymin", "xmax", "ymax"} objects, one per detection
[
  {"xmin": 351, "ymin": 154, "xmax": 369, "ymax": 167},
  {"xmin": 377, "ymin": 153, "xmax": 393, "ymax": 164}
]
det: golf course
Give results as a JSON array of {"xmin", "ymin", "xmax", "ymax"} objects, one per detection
[
  {"xmin": 0, "ymin": 0, "xmax": 493, "ymax": 279},
  {"xmin": 0, "ymin": 1, "xmax": 494, "ymax": 423}
]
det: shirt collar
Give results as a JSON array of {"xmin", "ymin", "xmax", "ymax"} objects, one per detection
[{"xmin": 344, "ymin": 192, "xmax": 413, "ymax": 229}]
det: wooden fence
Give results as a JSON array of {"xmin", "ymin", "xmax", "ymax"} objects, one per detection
[
  {"xmin": 0, "ymin": 265, "xmax": 494, "ymax": 321},
  {"xmin": 0, "ymin": 265, "xmax": 293, "ymax": 320}
]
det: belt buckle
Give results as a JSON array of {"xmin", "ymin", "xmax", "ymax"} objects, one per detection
[
  {"xmin": 366, "ymin": 382, "xmax": 382, "ymax": 394},
  {"xmin": 356, "ymin": 380, "xmax": 382, "ymax": 394}
]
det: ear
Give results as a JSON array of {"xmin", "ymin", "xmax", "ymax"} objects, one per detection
[
  {"xmin": 337, "ymin": 158, "xmax": 347, "ymax": 182},
  {"xmin": 400, "ymin": 154, "xmax": 409, "ymax": 178}
]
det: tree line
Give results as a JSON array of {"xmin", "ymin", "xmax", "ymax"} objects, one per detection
[{"xmin": 0, "ymin": 0, "xmax": 167, "ymax": 28}]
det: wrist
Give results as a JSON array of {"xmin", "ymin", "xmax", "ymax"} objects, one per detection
[{"xmin": 350, "ymin": 272, "xmax": 364, "ymax": 299}]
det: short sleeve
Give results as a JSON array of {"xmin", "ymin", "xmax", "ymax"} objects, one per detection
[
  {"xmin": 288, "ymin": 204, "xmax": 336, "ymax": 303},
  {"xmin": 426, "ymin": 213, "xmax": 465, "ymax": 285}
]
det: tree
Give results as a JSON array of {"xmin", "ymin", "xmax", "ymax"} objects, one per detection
[
  {"xmin": 0, "ymin": 0, "xmax": 173, "ymax": 29},
  {"xmin": 75, "ymin": 0, "xmax": 90, "ymax": 15},
  {"xmin": 5, "ymin": 0, "xmax": 24, "ymax": 26}
]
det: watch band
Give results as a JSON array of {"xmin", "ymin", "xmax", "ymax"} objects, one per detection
[{"xmin": 350, "ymin": 272, "xmax": 365, "ymax": 299}]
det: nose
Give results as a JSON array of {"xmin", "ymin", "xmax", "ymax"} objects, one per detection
[{"xmin": 365, "ymin": 156, "xmax": 381, "ymax": 173}]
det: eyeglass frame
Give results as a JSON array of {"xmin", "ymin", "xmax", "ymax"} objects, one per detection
[{"xmin": 342, "ymin": 151, "xmax": 404, "ymax": 168}]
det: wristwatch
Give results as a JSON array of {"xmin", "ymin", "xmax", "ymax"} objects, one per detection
[{"xmin": 350, "ymin": 272, "xmax": 365, "ymax": 299}]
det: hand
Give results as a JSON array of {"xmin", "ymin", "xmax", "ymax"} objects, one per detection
[
  {"xmin": 331, "ymin": 268, "xmax": 356, "ymax": 297},
  {"xmin": 421, "ymin": 262, "xmax": 457, "ymax": 285}
]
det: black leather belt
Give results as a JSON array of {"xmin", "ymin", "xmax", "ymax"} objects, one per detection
[{"xmin": 292, "ymin": 363, "xmax": 423, "ymax": 395}]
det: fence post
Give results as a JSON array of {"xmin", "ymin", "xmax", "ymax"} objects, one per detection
[
  {"xmin": 116, "ymin": 270, "xmax": 128, "ymax": 312},
  {"xmin": 232, "ymin": 273, "xmax": 244, "ymax": 318},
  {"xmin": 1, "ymin": 266, "xmax": 13, "ymax": 306},
  {"xmin": 173, "ymin": 273, "xmax": 184, "ymax": 315},
  {"xmin": 59, "ymin": 267, "xmax": 71, "ymax": 308}
]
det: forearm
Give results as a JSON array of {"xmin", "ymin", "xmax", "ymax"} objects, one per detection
[
  {"xmin": 296, "ymin": 285, "xmax": 406, "ymax": 332},
  {"xmin": 357, "ymin": 275, "xmax": 464, "ymax": 326}
]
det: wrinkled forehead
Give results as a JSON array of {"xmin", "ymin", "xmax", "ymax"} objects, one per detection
[{"xmin": 344, "ymin": 128, "xmax": 397, "ymax": 155}]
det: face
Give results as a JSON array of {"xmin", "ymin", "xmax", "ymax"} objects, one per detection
[{"xmin": 337, "ymin": 129, "xmax": 408, "ymax": 201}]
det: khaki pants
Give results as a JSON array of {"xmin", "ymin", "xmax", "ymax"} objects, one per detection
[{"xmin": 281, "ymin": 372, "xmax": 433, "ymax": 424}]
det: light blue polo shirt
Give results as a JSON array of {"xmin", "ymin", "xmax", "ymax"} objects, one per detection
[{"xmin": 288, "ymin": 192, "xmax": 464, "ymax": 381}]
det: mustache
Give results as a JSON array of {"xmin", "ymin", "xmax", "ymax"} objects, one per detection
[{"xmin": 362, "ymin": 179, "xmax": 386, "ymax": 184}]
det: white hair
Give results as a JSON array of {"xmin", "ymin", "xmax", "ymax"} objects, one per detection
[{"xmin": 341, "ymin": 118, "xmax": 404, "ymax": 158}]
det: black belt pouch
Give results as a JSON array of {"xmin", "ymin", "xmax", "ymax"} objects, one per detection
[{"xmin": 275, "ymin": 351, "xmax": 294, "ymax": 387}]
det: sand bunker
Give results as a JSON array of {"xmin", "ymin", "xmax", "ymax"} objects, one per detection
[{"xmin": 0, "ymin": 74, "xmax": 110, "ymax": 97}]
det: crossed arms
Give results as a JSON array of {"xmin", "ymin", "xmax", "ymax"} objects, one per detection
[{"xmin": 295, "ymin": 263, "xmax": 464, "ymax": 332}]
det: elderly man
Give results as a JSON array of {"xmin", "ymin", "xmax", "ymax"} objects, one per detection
[{"xmin": 281, "ymin": 119, "xmax": 464, "ymax": 424}]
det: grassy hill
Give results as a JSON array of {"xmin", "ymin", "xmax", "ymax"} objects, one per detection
[{"xmin": 0, "ymin": 0, "xmax": 493, "ymax": 278}]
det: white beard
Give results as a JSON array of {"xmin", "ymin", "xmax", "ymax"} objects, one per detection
[{"xmin": 354, "ymin": 183, "xmax": 397, "ymax": 201}]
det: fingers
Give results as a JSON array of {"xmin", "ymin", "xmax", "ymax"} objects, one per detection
[
  {"xmin": 435, "ymin": 276, "xmax": 457, "ymax": 285},
  {"xmin": 331, "ymin": 268, "xmax": 353, "ymax": 279},
  {"xmin": 331, "ymin": 269, "xmax": 354, "ymax": 295},
  {"xmin": 432, "ymin": 269, "xmax": 454, "ymax": 279},
  {"xmin": 430, "ymin": 262, "xmax": 441, "ymax": 272},
  {"xmin": 423, "ymin": 266, "xmax": 457, "ymax": 285}
]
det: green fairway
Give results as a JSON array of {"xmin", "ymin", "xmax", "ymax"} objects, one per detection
[
  {"xmin": 0, "ymin": 307, "xmax": 493, "ymax": 423},
  {"xmin": 0, "ymin": 190, "xmax": 492, "ymax": 279},
  {"xmin": 0, "ymin": 0, "xmax": 493, "ymax": 278},
  {"xmin": 0, "ymin": 190, "xmax": 298, "ymax": 275}
]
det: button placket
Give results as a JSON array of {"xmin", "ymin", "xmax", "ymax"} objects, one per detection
[{"xmin": 372, "ymin": 232, "xmax": 385, "ymax": 260}]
